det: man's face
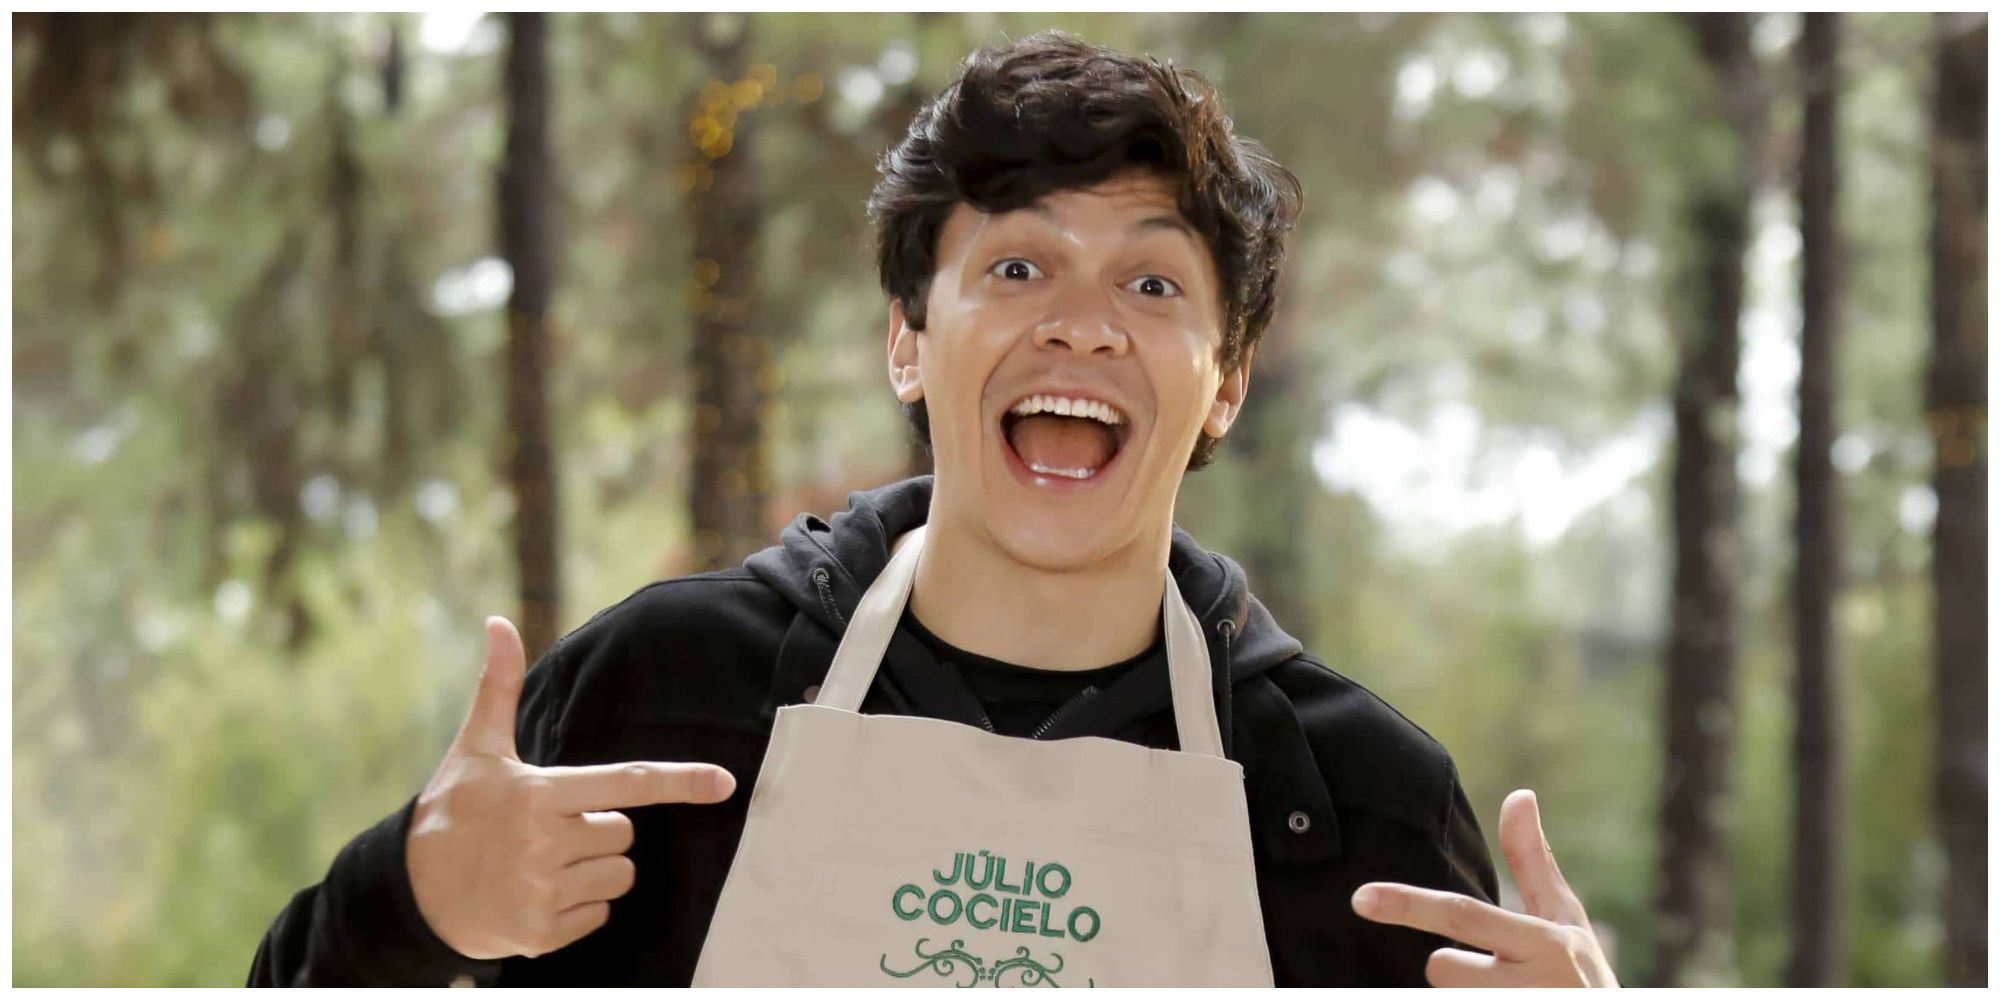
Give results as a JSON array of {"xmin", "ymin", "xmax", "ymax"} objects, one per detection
[{"xmin": 887, "ymin": 170, "xmax": 1251, "ymax": 571}]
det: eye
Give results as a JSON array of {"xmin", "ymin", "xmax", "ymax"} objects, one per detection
[
  {"xmin": 1127, "ymin": 274, "xmax": 1182, "ymax": 298},
  {"xmin": 989, "ymin": 258, "xmax": 1045, "ymax": 281}
]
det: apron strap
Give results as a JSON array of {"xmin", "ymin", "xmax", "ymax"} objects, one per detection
[
  {"xmin": 813, "ymin": 524, "xmax": 1227, "ymax": 760},
  {"xmin": 1161, "ymin": 568, "xmax": 1225, "ymax": 759},
  {"xmin": 814, "ymin": 525, "xmax": 928, "ymax": 713}
]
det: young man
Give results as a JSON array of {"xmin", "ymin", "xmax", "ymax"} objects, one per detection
[{"xmin": 250, "ymin": 32, "xmax": 1616, "ymax": 987}]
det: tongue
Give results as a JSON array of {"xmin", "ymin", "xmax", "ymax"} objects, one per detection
[{"xmin": 1008, "ymin": 414, "xmax": 1116, "ymax": 474}]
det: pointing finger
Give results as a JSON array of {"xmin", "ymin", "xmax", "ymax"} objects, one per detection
[
  {"xmin": 456, "ymin": 616, "xmax": 527, "ymax": 758},
  {"xmin": 542, "ymin": 760, "xmax": 737, "ymax": 814},
  {"xmin": 1499, "ymin": 788, "xmax": 1589, "ymax": 926},
  {"xmin": 1352, "ymin": 882, "xmax": 1553, "ymax": 960}
]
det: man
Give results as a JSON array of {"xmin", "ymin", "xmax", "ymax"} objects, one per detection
[{"xmin": 250, "ymin": 32, "xmax": 1617, "ymax": 987}]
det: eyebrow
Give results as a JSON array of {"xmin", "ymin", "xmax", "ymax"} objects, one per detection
[{"xmin": 1131, "ymin": 214, "xmax": 1197, "ymax": 239}]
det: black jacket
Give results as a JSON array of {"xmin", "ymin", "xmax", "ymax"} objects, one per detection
[{"xmin": 249, "ymin": 476, "xmax": 1498, "ymax": 986}]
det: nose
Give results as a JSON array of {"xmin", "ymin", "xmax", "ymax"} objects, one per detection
[{"xmin": 1033, "ymin": 281, "xmax": 1129, "ymax": 358}]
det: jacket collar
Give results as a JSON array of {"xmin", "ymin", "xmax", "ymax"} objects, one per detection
[
  {"xmin": 744, "ymin": 475, "xmax": 1304, "ymax": 687},
  {"xmin": 746, "ymin": 476, "xmax": 1340, "ymax": 865}
]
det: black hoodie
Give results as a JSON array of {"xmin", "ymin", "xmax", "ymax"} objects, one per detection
[{"xmin": 249, "ymin": 477, "xmax": 1498, "ymax": 986}]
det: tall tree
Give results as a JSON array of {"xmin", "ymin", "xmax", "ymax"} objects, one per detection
[
  {"xmin": 1654, "ymin": 12, "xmax": 1765, "ymax": 987},
  {"xmin": 1786, "ymin": 11, "xmax": 1845, "ymax": 987},
  {"xmin": 780, "ymin": 23, "xmax": 934, "ymax": 485},
  {"xmin": 327, "ymin": 46, "xmax": 367, "ymax": 452},
  {"xmin": 12, "ymin": 14, "xmax": 252, "ymax": 300},
  {"xmin": 895, "ymin": 14, "xmax": 945, "ymax": 482},
  {"xmin": 500, "ymin": 12, "xmax": 562, "ymax": 659},
  {"xmin": 1191, "ymin": 13, "xmax": 1310, "ymax": 632},
  {"xmin": 1927, "ymin": 11, "xmax": 1987, "ymax": 988},
  {"xmin": 1231, "ymin": 279, "xmax": 1309, "ymax": 632},
  {"xmin": 372, "ymin": 14, "xmax": 417, "ymax": 490},
  {"xmin": 685, "ymin": 12, "xmax": 773, "ymax": 570}
]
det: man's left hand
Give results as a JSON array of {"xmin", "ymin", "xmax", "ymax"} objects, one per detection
[{"xmin": 1351, "ymin": 789, "xmax": 1619, "ymax": 987}]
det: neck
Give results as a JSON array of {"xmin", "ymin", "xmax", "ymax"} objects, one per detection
[{"xmin": 907, "ymin": 504, "xmax": 1171, "ymax": 671}]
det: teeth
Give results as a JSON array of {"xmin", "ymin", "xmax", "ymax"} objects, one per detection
[
  {"xmin": 1007, "ymin": 394, "xmax": 1125, "ymax": 426},
  {"xmin": 1027, "ymin": 462, "xmax": 1097, "ymax": 480}
]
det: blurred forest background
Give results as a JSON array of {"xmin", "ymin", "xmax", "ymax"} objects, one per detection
[{"xmin": 10, "ymin": 11, "xmax": 1988, "ymax": 987}]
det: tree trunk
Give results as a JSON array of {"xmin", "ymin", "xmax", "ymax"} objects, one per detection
[
  {"xmin": 500, "ymin": 12, "xmax": 562, "ymax": 660},
  {"xmin": 224, "ymin": 230, "xmax": 310, "ymax": 648},
  {"xmin": 1190, "ymin": 14, "xmax": 1307, "ymax": 633},
  {"xmin": 896, "ymin": 14, "xmax": 942, "ymax": 482},
  {"xmin": 1928, "ymin": 11, "xmax": 1987, "ymax": 988},
  {"xmin": 381, "ymin": 14, "xmax": 405, "ymax": 116},
  {"xmin": 1654, "ymin": 12, "xmax": 1764, "ymax": 987},
  {"xmin": 1786, "ymin": 12, "xmax": 1845, "ymax": 987},
  {"xmin": 328, "ymin": 47, "xmax": 371, "ymax": 466},
  {"xmin": 1232, "ymin": 281, "xmax": 1308, "ymax": 632},
  {"xmin": 375, "ymin": 15, "xmax": 413, "ymax": 491},
  {"xmin": 685, "ymin": 12, "xmax": 772, "ymax": 571}
]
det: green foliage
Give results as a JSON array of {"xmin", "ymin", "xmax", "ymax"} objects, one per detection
[{"xmin": 12, "ymin": 12, "xmax": 1953, "ymax": 986}]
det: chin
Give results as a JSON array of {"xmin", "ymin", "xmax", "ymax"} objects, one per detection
[
  {"xmin": 969, "ymin": 441, "xmax": 1163, "ymax": 575},
  {"xmin": 977, "ymin": 506, "xmax": 1133, "ymax": 574},
  {"xmin": 926, "ymin": 417, "xmax": 1182, "ymax": 572}
]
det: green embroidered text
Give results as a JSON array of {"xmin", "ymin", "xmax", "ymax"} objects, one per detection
[{"xmin": 891, "ymin": 850, "xmax": 1101, "ymax": 943}]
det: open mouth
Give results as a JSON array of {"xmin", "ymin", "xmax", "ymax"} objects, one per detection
[{"xmin": 998, "ymin": 393, "xmax": 1133, "ymax": 485}]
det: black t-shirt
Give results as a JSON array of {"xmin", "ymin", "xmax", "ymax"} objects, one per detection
[{"xmin": 899, "ymin": 610, "xmax": 1164, "ymax": 738}]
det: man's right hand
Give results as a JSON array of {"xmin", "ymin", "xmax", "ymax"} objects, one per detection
[{"xmin": 406, "ymin": 616, "xmax": 737, "ymax": 960}]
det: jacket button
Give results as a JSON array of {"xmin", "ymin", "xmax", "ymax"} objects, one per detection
[
  {"xmin": 1287, "ymin": 810, "xmax": 1312, "ymax": 834},
  {"xmin": 803, "ymin": 683, "xmax": 821, "ymax": 703}
]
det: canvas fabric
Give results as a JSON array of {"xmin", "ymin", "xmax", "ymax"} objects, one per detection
[{"xmin": 691, "ymin": 525, "xmax": 1273, "ymax": 987}]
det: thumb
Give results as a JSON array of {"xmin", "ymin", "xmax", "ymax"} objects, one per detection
[
  {"xmin": 1498, "ymin": 788, "xmax": 1587, "ymax": 925},
  {"xmin": 455, "ymin": 615, "xmax": 527, "ymax": 758}
]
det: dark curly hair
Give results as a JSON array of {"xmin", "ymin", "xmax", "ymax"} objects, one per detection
[{"xmin": 866, "ymin": 31, "xmax": 1304, "ymax": 470}]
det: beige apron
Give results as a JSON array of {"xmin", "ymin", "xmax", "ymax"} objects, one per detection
[{"xmin": 691, "ymin": 525, "xmax": 1273, "ymax": 986}]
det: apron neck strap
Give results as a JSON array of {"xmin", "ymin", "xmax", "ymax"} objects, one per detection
[
  {"xmin": 813, "ymin": 525, "xmax": 1227, "ymax": 760},
  {"xmin": 1160, "ymin": 560, "xmax": 1226, "ymax": 759},
  {"xmin": 813, "ymin": 525, "xmax": 927, "ymax": 714}
]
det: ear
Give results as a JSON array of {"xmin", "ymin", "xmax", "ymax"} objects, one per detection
[
  {"xmin": 1202, "ymin": 343, "xmax": 1254, "ymax": 439},
  {"xmin": 887, "ymin": 299, "xmax": 924, "ymax": 403}
]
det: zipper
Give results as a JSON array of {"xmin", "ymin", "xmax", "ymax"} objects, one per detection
[
  {"xmin": 811, "ymin": 567, "xmax": 847, "ymax": 627},
  {"xmin": 1219, "ymin": 617, "xmax": 1235, "ymax": 664},
  {"xmin": 1030, "ymin": 686, "xmax": 1102, "ymax": 740}
]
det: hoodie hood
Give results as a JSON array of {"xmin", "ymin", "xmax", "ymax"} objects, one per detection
[{"xmin": 744, "ymin": 475, "xmax": 1304, "ymax": 688}]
